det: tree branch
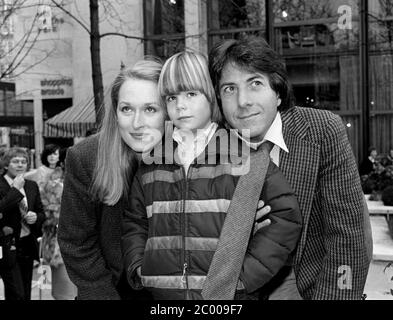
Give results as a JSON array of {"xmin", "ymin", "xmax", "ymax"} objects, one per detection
[
  {"xmin": 50, "ymin": 0, "xmax": 90, "ymax": 34},
  {"xmin": 99, "ymin": 31, "xmax": 147, "ymax": 41}
]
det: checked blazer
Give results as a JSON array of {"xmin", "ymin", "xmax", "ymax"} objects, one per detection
[{"xmin": 278, "ymin": 106, "xmax": 370, "ymax": 300}]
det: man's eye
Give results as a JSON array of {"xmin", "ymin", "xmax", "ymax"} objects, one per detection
[
  {"xmin": 251, "ymin": 80, "xmax": 263, "ymax": 87},
  {"xmin": 223, "ymin": 86, "xmax": 235, "ymax": 94}
]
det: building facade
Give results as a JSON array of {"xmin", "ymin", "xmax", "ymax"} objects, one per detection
[{"xmin": 1, "ymin": 0, "xmax": 392, "ymax": 165}]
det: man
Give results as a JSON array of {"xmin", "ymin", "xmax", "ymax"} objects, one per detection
[
  {"xmin": 208, "ymin": 37, "xmax": 372, "ymax": 300},
  {"xmin": 0, "ymin": 148, "xmax": 45, "ymax": 300},
  {"xmin": 359, "ymin": 146, "xmax": 380, "ymax": 176}
]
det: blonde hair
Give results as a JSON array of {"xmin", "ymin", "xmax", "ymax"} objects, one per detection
[
  {"xmin": 91, "ymin": 57, "xmax": 163, "ymax": 205},
  {"xmin": 158, "ymin": 50, "xmax": 222, "ymax": 123}
]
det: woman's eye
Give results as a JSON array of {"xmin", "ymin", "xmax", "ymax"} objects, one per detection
[
  {"xmin": 119, "ymin": 105, "xmax": 132, "ymax": 112},
  {"xmin": 146, "ymin": 106, "xmax": 157, "ymax": 113}
]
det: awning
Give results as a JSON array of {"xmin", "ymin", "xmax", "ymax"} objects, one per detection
[{"xmin": 44, "ymin": 97, "xmax": 97, "ymax": 138}]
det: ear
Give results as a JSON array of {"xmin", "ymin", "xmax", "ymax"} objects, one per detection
[{"xmin": 277, "ymin": 95, "xmax": 282, "ymax": 107}]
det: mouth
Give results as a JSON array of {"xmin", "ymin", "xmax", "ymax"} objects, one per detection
[
  {"xmin": 130, "ymin": 132, "xmax": 149, "ymax": 139},
  {"xmin": 178, "ymin": 116, "xmax": 193, "ymax": 121},
  {"xmin": 237, "ymin": 113, "xmax": 259, "ymax": 120}
]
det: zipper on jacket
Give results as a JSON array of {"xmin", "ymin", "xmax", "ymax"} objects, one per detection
[
  {"xmin": 181, "ymin": 262, "xmax": 188, "ymax": 286},
  {"xmin": 180, "ymin": 165, "xmax": 193, "ymax": 299}
]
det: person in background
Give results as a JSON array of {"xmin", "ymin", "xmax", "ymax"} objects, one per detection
[
  {"xmin": 0, "ymin": 149, "xmax": 25, "ymax": 300},
  {"xmin": 24, "ymin": 144, "xmax": 61, "ymax": 189},
  {"xmin": 359, "ymin": 147, "xmax": 381, "ymax": 176},
  {"xmin": 381, "ymin": 148, "xmax": 393, "ymax": 167},
  {"xmin": 0, "ymin": 147, "xmax": 45, "ymax": 300},
  {"xmin": 25, "ymin": 144, "xmax": 76, "ymax": 300},
  {"xmin": 0, "ymin": 147, "xmax": 7, "ymax": 176}
]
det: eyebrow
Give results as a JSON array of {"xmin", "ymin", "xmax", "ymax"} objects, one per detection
[
  {"xmin": 219, "ymin": 74, "xmax": 265, "ymax": 90},
  {"xmin": 219, "ymin": 81, "xmax": 235, "ymax": 91},
  {"xmin": 118, "ymin": 102, "xmax": 159, "ymax": 107},
  {"xmin": 247, "ymin": 75, "xmax": 265, "ymax": 82}
]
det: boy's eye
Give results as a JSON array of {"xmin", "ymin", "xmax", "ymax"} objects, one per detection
[
  {"xmin": 166, "ymin": 96, "xmax": 176, "ymax": 103},
  {"xmin": 186, "ymin": 91, "xmax": 198, "ymax": 98}
]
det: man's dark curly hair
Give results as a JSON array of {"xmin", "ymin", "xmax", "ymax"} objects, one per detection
[{"xmin": 208, "ymin": 36, "xmax": 294, "ymax": 113}]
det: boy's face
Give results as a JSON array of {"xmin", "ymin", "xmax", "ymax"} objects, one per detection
[
  {"xmin": 6, "ymin": 156, "xmax": 28, "ymax": 179},
  {"xmin": 165, "ymin": 91, "xmax": 212, "ymax": 132}
]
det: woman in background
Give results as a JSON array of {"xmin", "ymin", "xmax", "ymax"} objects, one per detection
[
  {"xmin": 25, "ymin": 145, "xmax": 61, "ymax": 189},
  {"xmin": 25, "ymin": 144, "xmax": 76, "ymax": 300}
]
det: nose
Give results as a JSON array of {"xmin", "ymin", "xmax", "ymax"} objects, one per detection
[
  {"xmin": 237, "ymin": 88, "xmax": 251, "ymax": 109},
  {"xmin": 176, "ymin": 95, "xmax": 187, "ymax": 111},
  {"xmin": 132, "ymin": 110, "xmax": 145, "ymax": 130}
]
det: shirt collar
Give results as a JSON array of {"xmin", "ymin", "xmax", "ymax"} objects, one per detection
[
  {"xmin": 4, "ymin": 174, "xmax": 14, "ymax": 186},
  {"xmin": 235, "ymin": 112, "xmax": 289, "ymax": 153},
  {"xmin": 172, "ymin": 122, "xmax": 217, "ymax": 146}
]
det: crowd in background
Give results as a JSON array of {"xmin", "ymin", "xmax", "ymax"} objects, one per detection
[
  {"xmin": 359, "ymin": 147, "xmax": 393, "ymax": 177},
  {"xmin": 0, "ymin": 144, "xmax": 76, "ymax": 300},
  {"xmin": 359, "ymin": 147, "xmax": 393, "ymax": 204}
]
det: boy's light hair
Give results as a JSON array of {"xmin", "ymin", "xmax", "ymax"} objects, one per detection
[{"xmin": 158, "ymin": 51, "xmax": 222, "ymax": 123}]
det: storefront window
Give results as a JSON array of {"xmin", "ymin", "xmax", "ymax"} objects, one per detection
[
  {"xmin": 272, "ymin": 0, "xmax": 361, "ymax": 159},
  {"xmin": 208, "ymin": 0, "xmax": 266, "ymax": 47},
  {"xmin": 22, "ymin": 100, "xmax": 33, "ymax": 117},
  {"xmin": 5, "ymin": 89, "xmax": 21, "ymax": 116},
  {"xmin": 144, "ymin": 0, "xmax": 185, "ymax": 59},
  {"xmin": 368, "ymin": 0, "xmax": 393, "ymax": 158}
]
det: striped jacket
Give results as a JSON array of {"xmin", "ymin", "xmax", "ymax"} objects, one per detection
[{"xmin": 122, "ymin": 128, "xmax": 302, "ymax": 300}]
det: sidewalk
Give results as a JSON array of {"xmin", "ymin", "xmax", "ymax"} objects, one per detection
[
  {"xmin": 1, "ymin": 261, "xmax": 393, "ymax": 300},
  {"xmin": 0, "ymin": 265, "xmax": 54, "ymax": 300}
]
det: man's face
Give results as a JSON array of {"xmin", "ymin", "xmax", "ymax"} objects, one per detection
[
  {"xmin": 218, "ymin": 63, "xmax": 281, "ymax": 142},
  {"xmin": 6, "ymin": 156, "xmax": 28, "ymax": 179}
]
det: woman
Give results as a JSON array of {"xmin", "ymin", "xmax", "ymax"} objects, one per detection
[
  {"xmin": 58, "ymin": 58, "xmax": 166, "ymax": 300},
  {"xmin": 25, "ymin": 144, "xmax": 77, "ymax": 300},
  {"xmin": 58, "ymin": 57, "xmax": 270, "ymax": 300},
  {"xmin": 24, "ymin": 144, "xmax": 61, "ymax": 189}
]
